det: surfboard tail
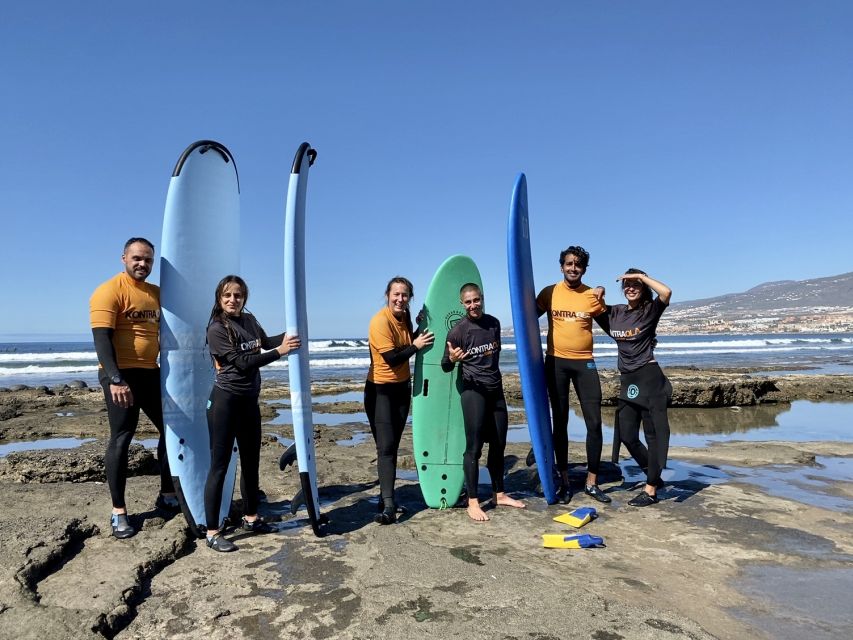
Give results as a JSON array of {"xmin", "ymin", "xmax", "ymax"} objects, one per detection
[
  {"xmin": 290, "ymin": 472, "xmax": 327, "ymax": 537},
  {"xmin": 171, "ymin": 477, "xmax": 206, "ymax": 539}
]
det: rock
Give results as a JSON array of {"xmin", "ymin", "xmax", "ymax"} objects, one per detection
[{"xmin": 0, "ymin": 442, "xmax": 158, "ymax": 484}]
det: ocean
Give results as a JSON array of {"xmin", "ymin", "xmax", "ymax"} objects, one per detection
[{"xmin": 1, "ymin": 332, "xmax": 852, "ymax": 389}]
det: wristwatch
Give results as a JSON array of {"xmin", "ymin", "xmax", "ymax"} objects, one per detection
[{"xmin": 110, "ymin": 374, "xmax": 123, "ymax": 385}]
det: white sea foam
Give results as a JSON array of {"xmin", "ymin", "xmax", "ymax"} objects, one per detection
[{"xmin": 0, "ymin": 352, "xmax": 96, "ymax": 363}]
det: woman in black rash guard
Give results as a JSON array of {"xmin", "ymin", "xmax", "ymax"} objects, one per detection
[
  {"xmin": 365, "ymin": 276, "xmax": 434, "ymax": 525},
  {"xmin": 599, "ymin": 269, "xmax": 672, "ymax": 507},
  {"xmin": 441, "ymin": 283, "xmax": 525, "ymax": 522},
  {"xmin": 204, "ymin": 275, "xmax": 300, "ymax": 552}
]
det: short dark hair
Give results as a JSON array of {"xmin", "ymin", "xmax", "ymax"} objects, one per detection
[
  {"xmin": 559, "ymin": 245, "xmax": 589, "ymax": 268},
  {"xmin": 124, "ymin": 237, "xmax": 155, "ymax": 253},
  {"xmin": 459, "ymin": 282, "xmax": 482, "ymax": 297}
]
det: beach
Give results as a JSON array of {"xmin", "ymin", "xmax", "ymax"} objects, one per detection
[{"xmin": 1, "ymin": 371, "xmax": 852, "ymax": 639}]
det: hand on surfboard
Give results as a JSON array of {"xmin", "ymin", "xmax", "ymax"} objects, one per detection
[
  {"xmin": 413, "ymin": 330, "xmax": 434, "ymax": 350},
  {"xmin": 446, "ymin": 342, "xmax": 469, "ymax": 363},
  {"xmin": 276, "ymin": 334, "xmax": 301, "ymax": 356}
]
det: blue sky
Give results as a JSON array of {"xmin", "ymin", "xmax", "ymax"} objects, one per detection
[{"xmin": 3, "ymin": 1, "xmax": 852, "ymax": 340}]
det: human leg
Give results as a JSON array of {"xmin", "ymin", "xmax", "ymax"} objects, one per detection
[
  {"xmin": 486, "ymin": 390, "xmax": 525, "ymax": 509},
  {"xmin": 204, "ymin": 387, "xmax": 239, "ymax": 536},
  {"xmin": 573, "ymin": 361, "xmax": 610, "ymax": 503},
  {"xmin": 133, "ymin": 369, "xmax": 178, "ymax": 509},
  {"xmin": 545, "ymin": 356, "xmax": 573, "ymax": 500},
  {"xmin": 461, "ymin": 386, "xmax": 489, "ymax": 521}
]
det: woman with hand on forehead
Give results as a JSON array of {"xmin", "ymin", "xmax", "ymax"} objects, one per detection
[
  {"xmin": 365, "ymin": 276, "xmax": 434, "ymax": 524},
  {"xmin": 598, "ymin": 269, "xmax": 672, "ymax": 507}
]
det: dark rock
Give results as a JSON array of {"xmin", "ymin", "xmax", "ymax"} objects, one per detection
[
  {"xmin": 0, "ymin": 442, "xmax": 158, "ymax": 483},
  {"xmin": 68, "ymin": 380, "xmax": 88, "ymax": 389}
]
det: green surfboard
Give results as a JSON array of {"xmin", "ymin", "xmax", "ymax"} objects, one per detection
[{"xmin": 413, "ymin": 255, "xmax": 483, "ymax": 508}]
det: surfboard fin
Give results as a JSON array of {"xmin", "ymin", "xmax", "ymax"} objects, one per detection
[
  {"xmin": 553, "ymin": 507, "xmax": 597, "ymax": 529},
  {"xmin": 289, "ymin": 488, "xmax": 305, "ymax": 515},
  {"xmin": 279, "ymin": 443, "xmax": 297, "ymax": 470},
  {"xmin": 542, "ymin": 534, "xmax": 605, "ymax": 549}
]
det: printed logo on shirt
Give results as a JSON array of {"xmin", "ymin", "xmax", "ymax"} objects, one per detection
[
  {"xmin": 445, "ymin": 310, "xmax": 465, "ymax": 331},
  {"xmin": 468, "ymin": 341, "xmax": 498, "ymax": 357},
  {"xmin": 586, "ymin": 361, "xmax": 597, "ymax": 370},
  {"xmin": 627, "ymin": 384, "xmax": 640, "ymax": 399},
  {"xmin": 612, "ymin": 327, "xmax": 641, "ymax": 339},
  {"xmin": 240, "ymin": 338, "xmax": 262, "ymax": 352},
  {"xmin": 552, "ymin": 310, "xmax": 590, "ymax": 321},
  {"xmin": 124, "ymin": 309, "xmax": 160, "ymax": 322}
]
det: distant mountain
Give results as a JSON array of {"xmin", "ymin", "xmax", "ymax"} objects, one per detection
[
  {"xmin": 514, "ymin": 272, "xmax": 853, "ymax": 335},
  {"xmin": 658, "ymin": 271, "xmax": 853, "ymax": 334}
]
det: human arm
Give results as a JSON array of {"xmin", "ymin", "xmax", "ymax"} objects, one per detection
[
  {"xmin": 381, "ymin": 330, "xmax": 434, "ymax": 367},
  {"xmin": 208, "ymin": 322, "xmax": 284, "ymax": 371},
  {"xmin": 92, "ymin": 327, "xmax": 134, "ymax": 408},
  {"xmin": 617, "ymin": 273, "xmax": 672, "ymax": 305}
]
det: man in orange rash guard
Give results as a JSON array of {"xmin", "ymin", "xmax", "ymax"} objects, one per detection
[
  {"xmin": 90, "ymin": 237, "xmax": 178, "ymax": 539},
  {"xmin": 536, "ymin": 245, "xmax": 611, "ymax": 505}
]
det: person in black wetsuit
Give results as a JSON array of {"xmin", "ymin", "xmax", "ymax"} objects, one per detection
[
  {"xmin": 598, "ymin": 269, "xmax": 672, "ymax": 507},
  {"xmin": 204, "ymin": 275, "xmax": 300, "ymax": 552},
  {"xmin": 442, "ymin": 283, "xmax": 526, "ymax": 521},
  {"xmin": 365, "ymin": 276, "xmax": 434, "ymax": 524}
]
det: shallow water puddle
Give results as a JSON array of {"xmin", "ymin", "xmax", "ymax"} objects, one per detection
[
  {"xmin": 0, "ymin": 436, "xmax": 95, "ymax": 457},
  {"xmin": 721, "ymin": 456, "xmax": 853, "ymax": 512},
  {"xmin": 731, "ymin": 565, "xmax": 853, "ymax": 640}
]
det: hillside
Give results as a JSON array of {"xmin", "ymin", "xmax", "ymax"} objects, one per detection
[{"xmin": 659, "ymin": 271, "xmax": 853, "ymax": 334}]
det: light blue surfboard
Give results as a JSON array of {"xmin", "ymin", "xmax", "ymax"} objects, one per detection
[
  {"xmin": 281, "ymin": 142, "xmax": 326, "ymax": 536},
  {"xmin": 160, "ymin": 140, "xmax": 241, "ymax": 536},
  {"xmin": 508, "ymin": 173, "xmax": 557, "ymax": 504}
]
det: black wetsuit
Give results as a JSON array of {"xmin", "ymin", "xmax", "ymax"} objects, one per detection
[
  {"xmin": 98, "ymin": 366, "xmax": 173, "ymax": 509},
  {"xmin": 204, "ymin": 313, "xmax": 282, "ymax": 529},
  {"xmin": 441, "ymin": 314, "xmax": 508, "ymax": 498},
  {"xmin": 599, "ymin": 298, "xmax": 671, "ymax": 485}
]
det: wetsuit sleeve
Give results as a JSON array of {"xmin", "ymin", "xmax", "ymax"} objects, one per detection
[
  {"xmin": 381, "ymin": 345, "xmax": 417, "ymax": 368},
  {"xmin": 261, "ymin": 332, "xmax": 285, "ymax": 350},
  {"xmin": 441, "ymin": 323, "xmax": 462, "ymax": 372},
  {"xmin": 207, "ymin": 322, "xmax": 281, "ymax": 371},
  {"xmin": 92, "ymin": 328, "xmax": 121, "ymax": 380}
]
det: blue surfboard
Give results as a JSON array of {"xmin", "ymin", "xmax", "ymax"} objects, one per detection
[
  {"xmin": 160, "ymin": 140, "xmax": 241, "ymax": 536},
  {"xmin": 507, "ymin": 173, "xmax": 557, "ymax": 504},
  {"xmin": 282, "ymin": 142, "xmax": 326, "ymax": 536}
]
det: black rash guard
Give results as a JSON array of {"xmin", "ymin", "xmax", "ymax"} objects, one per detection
[
  {"xmin": 440, "ymin": 314, "xmax": 502, "ymax": 389},
  {"xmin": 207, "ymin": 313, "xmax": 283, "ymax": 397}
]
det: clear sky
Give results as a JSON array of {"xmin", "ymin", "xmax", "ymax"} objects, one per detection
[{"xmin": 3, "ymin": 1, "xmax": 852, "ymax": 340}]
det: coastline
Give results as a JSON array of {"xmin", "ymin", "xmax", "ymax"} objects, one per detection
[{"xmin": 0, "ymin": 372, "xmax": 851, "ymax": 638}]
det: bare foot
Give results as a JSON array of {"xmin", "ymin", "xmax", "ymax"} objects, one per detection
[
  {"xmin": 494, "ymin": 493, "xmax": 526, "ymax": 509},
  {"xmin": 467, "ymin": 500, "xmax": 490, "ymax": 522}
]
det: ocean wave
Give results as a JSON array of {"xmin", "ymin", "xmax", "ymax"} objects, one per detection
[
  {"xmin": 0, "ymin": 351, "xmax": 96, "ymax": 363},
  {"xmin": 0, "ymin": 364, "xmax": 100, "ymax": 376}
]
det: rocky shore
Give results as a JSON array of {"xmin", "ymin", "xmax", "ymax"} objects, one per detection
[{"xmin": 0, "ymin": 371, "xmax": 851, "ymax": 639}]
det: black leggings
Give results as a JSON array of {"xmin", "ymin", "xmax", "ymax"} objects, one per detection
[
  {"xmin": 364, "ymin": 379, "xmax": 411, "ymax": 503},
  {"xmin": 101, "ymin": 368, "xmax": 173, "ymax": 509},
  {"xmin": 617, "ymin": 363, "xmax": 670, "ymax": 485},
  {"xmin": 545, "ymin": 355, "xmax": 603, "ymax": 474},
  {"xmin": 204, "ymin": 386, "xmax": 262, "ymax": 530},
  {"xmin": 461, "ymin": 382, "xmax": 508, "ymax": 498}
]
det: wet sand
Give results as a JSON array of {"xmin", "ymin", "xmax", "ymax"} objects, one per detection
[{"xmin": 1, "ymin": 373, "xmax": 852, "ymax": 639}]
